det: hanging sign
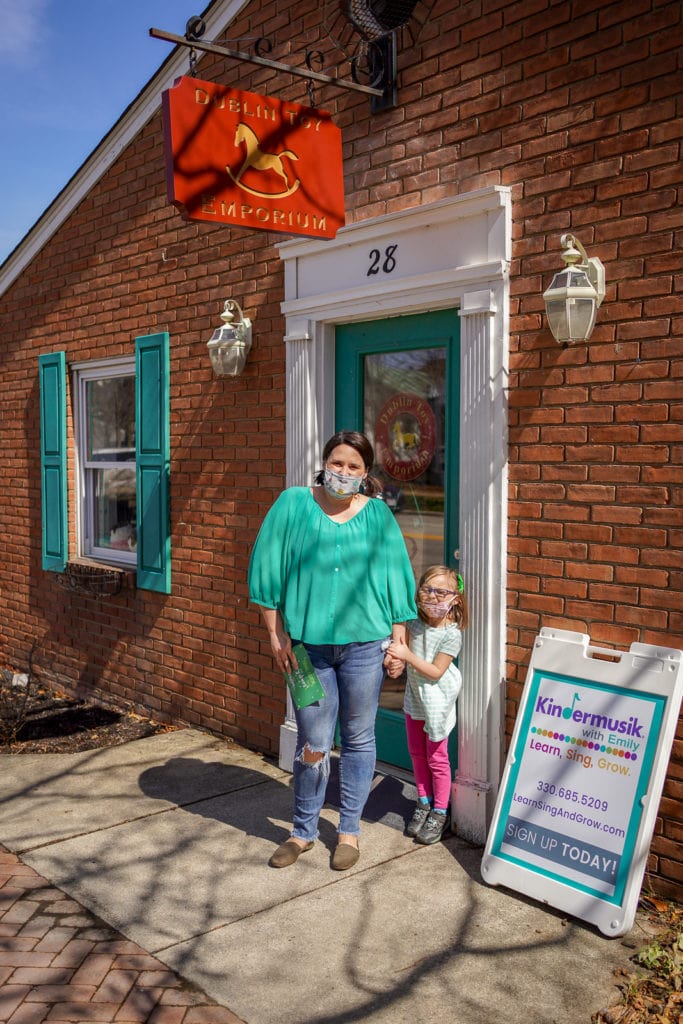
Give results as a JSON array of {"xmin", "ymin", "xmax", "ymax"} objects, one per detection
[
  {"xmin": 481, "ymin": 628, "xmax": 682, "ymax": 937},
  {"xmin": 162, "ymin": 77, "xmax": 345, "ymax": 239},
  {"xmin": 375, "ymin": 393, "xmax": 438, "ymax": 482}
]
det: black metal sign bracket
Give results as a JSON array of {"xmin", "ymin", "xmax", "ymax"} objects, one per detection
[{"xmin": 150, "ymin": 26, "xmax": 388, "ymax": 101}]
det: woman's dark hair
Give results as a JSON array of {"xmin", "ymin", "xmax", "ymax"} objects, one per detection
[{"xmin": 314, "ymin": 430, "xmax": 382, "ymax": 496}]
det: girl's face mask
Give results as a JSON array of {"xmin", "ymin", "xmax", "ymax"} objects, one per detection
[
  {"xmin": 417, "ymin": 581, "xmax": 458, "ymax": 621},
  {"xmin": 418, "ymin": 597, "xmax": 454, "ymax": 620},
  {"xmin": 323, "ymin": 467, "xmax": 365, "ymax": 499}
]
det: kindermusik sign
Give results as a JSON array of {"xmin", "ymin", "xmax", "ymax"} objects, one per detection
[
  {"xmin": 482, "ymin": 628, "xmax": 682, "ymax": 937},
  {"xmin": 162, "ymin": 77, "xmax": 345, "ymax": 239}
]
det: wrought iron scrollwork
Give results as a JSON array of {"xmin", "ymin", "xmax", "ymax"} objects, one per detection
[
  {"xmin": 350, "ymin": 41, "xmax": 385, "ymax": 90},
  {"xmin": 253, "ymin": 36, "xmax": 272, "ymax": 58},
  {"xmin": 185, "ymin": 16, "xmax": 206, "ymax": 41}
]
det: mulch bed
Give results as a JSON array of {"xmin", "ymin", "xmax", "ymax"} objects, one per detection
[
  {"xmin": 0, "ymin": 677, "xmax": 179, "ymax": 754},
  {"xmin": 592, "ymin": 895, "xmax": 683, "ymax": 1024}
]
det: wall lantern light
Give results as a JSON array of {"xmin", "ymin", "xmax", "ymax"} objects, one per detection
[
  {"xmin": 207, "ymin": 299, "xmax": 253, "ymax": 376},
  {"xmin": 543, "ymin": 234, "xmax": 605, "ymax": 344}
]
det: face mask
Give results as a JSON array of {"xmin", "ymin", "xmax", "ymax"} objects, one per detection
[
  {"xmin": 323, "ymin": 467, "xmax": 364, "ymax": 499},
  {"xmin": 418, "ymin": 596, "xmax": 453, "ymax": 620}
]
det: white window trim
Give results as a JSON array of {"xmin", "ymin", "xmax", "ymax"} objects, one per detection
[
  {"xmin": 72, "ymin": 358, "xmax": 136, "ymax": 569},
  {"xmin": 276, "ymin": 185, "xmax": 511, "ymax": 845}
]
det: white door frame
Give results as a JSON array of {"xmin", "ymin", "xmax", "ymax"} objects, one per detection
[{"xmin": 276, "ymin": 185, "xmax": 511, "ymax": 843}]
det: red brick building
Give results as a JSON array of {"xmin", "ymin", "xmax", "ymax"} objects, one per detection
[{"xmin": 0, "ymin": 0, "xmax": 681, "ymax": 899}]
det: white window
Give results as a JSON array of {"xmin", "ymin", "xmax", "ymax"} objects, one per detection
[{"xmin": 73, "ymin": 358, "xmax": 136, "ymax": 567}]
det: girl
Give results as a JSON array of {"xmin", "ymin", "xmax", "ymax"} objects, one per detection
[{"xmin": 385, "ymin": 565, "xmax": 468, "ymax": 845}]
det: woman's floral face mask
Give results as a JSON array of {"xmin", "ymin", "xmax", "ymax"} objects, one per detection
[{"xmin": 323, "ymin": 467, "xmax": 365, "ymax": 499}]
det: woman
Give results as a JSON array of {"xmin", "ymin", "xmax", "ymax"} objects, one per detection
[{"xmin": 248, "ymin": 430, "xmax": 416, "ymax": 870}]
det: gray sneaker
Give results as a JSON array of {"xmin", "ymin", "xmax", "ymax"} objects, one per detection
[
  {"xmin": 415, "ymin": 808, "xmax": 450, "ymax": 845},
  {"xmin": 405, "ymin": 802, "xmax": 431, "ymax": 837}
]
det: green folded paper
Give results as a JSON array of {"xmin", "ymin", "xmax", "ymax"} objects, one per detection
[{"xmin": 284, "ymin": 644, "xmax": 325, "ymax": 708}]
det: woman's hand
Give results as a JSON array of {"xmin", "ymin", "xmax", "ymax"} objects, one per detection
[
  {"xmin": 383, "ymin": 652, "xmax": 405, "ymax": 678},
  {"xmin": 259, "ymin": 608, "xmax": 296, "ymax": 673},
  {"xmin": 270, "ymin": 629, "xmax": 295, "ymax": 674}
]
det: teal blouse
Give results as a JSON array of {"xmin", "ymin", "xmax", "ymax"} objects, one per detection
[{"xmin": 248, "ymin": 487, "xmax": 417, "ymax": 645}]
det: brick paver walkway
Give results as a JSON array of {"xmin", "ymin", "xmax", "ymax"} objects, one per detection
[{"xmin": 0, "ymin": 847, "xmax": 243, "ymax": 1024}]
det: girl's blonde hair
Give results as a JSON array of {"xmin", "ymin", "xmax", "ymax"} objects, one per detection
[{"xmin": 417, "ymin": 564, "xmax": 469, "ymax": 629}]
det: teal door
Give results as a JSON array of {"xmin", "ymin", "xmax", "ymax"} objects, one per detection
[{"xmin": 335, "ymin": 310, "xmax": 460, "ymax": 770}]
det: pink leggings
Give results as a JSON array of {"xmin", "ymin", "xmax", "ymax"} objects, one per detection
[{"xmin": 405, "ymin": 714, "xmax": 452, "ymax": 809}]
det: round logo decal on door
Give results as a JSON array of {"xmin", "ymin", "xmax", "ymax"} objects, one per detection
[{"xmin": 375, "ymin": 393, "xmax": 438, "ymax": 481}]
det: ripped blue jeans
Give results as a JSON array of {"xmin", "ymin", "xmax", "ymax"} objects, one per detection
[{"xmin": 291, "ymin": 639, "xmax": 387, "ymax": 842}]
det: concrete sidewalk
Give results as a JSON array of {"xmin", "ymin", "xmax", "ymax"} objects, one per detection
[{"xmin": 0, "ymin": 728, "xmax": 649, "ymax": 1024}]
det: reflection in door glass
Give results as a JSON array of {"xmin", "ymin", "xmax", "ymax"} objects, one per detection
[{"xmin": 364, "ymin": 347, "xmax": 446, "ymax": 584}]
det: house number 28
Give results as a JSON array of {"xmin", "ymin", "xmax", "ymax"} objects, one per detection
[{"xmin": 367, "ymin": 244, "xmax": 398, "ymax": 276}]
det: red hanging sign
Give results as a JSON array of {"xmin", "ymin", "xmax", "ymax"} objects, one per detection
[{"xmin": 162, "ymin": 77, "xmax": 345, "ymax": 239}]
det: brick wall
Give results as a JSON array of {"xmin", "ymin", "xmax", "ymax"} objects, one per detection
[{"xmin": 0, "ymin": 0, "xmax": 680, "ymax": 895}]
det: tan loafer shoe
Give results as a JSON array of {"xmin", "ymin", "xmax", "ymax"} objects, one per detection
[
  {"xmin": 331, "ymin": 842, "xmax": 360, "ymax": 871},
  {"xmin": 268, "ymin": 839, "xmax": 314, "ymax": 868}
]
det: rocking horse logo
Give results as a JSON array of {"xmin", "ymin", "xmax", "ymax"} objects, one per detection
[
  {"xmin": 375, "ymin": 393, "xmax": 438, "ymax": 483},
  {"xmin": 227, "ymin": 123, "xmax": 301, "ymax": 199}
]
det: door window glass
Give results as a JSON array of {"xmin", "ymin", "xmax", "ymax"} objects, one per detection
[{"xmin": 363, "ymin": 347, "xmax": 446, "ymax": 584}]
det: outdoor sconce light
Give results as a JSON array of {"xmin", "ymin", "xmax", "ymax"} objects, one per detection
[
  {"xmin": 543, "ymin": 234, "xmax": 605, "ymax": 344},
  {"xmin": 207, "ymin": 299, "xmax": 253, "ymax": 376}
]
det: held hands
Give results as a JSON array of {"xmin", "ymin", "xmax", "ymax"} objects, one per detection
[
  {"xmin": 384, "ymin": 622, "xmax": 408, "ymax": 678},
  {"xmin": 383, "ymin": 648, "xmax": 405, "ymax": 679}
]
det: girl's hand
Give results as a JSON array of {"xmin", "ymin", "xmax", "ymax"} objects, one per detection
[{"xmin": 387, "ymin": 640, "xmax": 409, "ymax": 661}]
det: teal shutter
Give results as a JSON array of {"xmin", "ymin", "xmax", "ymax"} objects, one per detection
[
  {"xmin": 135, "ymin": 332, "xmax": 171, "ymax": 593},
  {"xmin": 39, "ymin": 352, "xmax": 68, "ymax": 572}
]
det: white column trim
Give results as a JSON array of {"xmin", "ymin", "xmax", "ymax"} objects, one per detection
[
  {"xmin": 452, "ymin": 289, "xmax": 508, "ymax": 843},
  {"xmin": 280, "ymin": 318, "xmax": 313, "ymax": 768},
  {"xmin": 280, "ymin": 319, "xmax": 335, "ymax": 768}
]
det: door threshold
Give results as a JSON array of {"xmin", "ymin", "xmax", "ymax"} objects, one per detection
[{"xmin": 375, "ymin": 760, "xmax": 415, "ymax": 785}]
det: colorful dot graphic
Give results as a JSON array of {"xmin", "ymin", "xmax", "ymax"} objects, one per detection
[{"xmin": 530, "ymin": 725, "xmax": 637, "ymax": 760}]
